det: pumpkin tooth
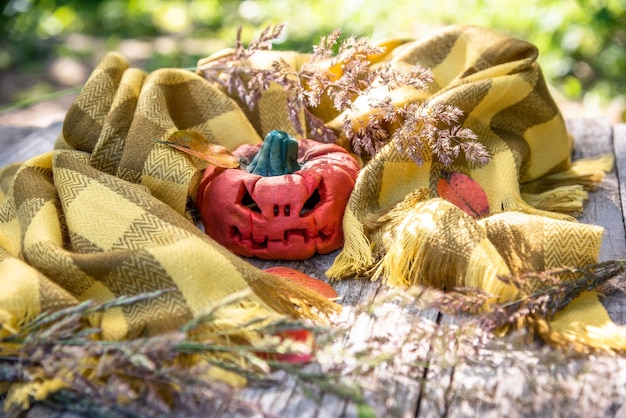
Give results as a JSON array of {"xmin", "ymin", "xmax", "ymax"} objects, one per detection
[
  {"xmin": 318, "ymin": 229, "xmax": 333, "ymax": 242},
  {"xmin": 251, "ymin": 237, "xmax": 269, "ymax": 250},
  {"xmin": 284, "ymin": 229, "xmax": 309, "ymax": 243}
]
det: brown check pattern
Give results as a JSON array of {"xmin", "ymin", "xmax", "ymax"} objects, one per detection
[
  {"xmin": 0, "ymin": 51, "xmax": 336, "ymax": 344},
  {"xmin": 326, "ymin": 25, "xmax": 618, "ymax": 350},
  {"xmin": 0, "ymin": 24, "xmax": 620, "ymax": 365}
]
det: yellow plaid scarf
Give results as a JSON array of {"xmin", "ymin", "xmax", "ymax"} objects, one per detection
[
  {"xmin": 323, "ymin": 25, "xmax": 620, "ymax": 350},
  {"xmin": 0, "ymin": 51, "xmax": 338, "ymax": 395},
  {"xmin": 0, "ymin": 24, "xmax": 622, "ymax": 408}
]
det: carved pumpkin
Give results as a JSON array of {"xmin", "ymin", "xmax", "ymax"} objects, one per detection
[{"xmin": 197, "ymin": 130, "xmax": 360, "ymax": 260}]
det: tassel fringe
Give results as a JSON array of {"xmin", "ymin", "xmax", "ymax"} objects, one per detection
[
  {"xmin": 326, "ymin": 207, "xmax": 374, "ymax": 280},
  {"xmin": 248, "ymin": 267, "xmax": 341, "ymax": 322},
  {"xmin": 522, "ymin": 154, "xmax": 614, "ymax": 193},
  {"xmin": 522, "ymin": 185, "xmax": 588, "ymax": 212}
]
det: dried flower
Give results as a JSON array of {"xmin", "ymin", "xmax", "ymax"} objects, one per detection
[
  {"xmin": 0, "ymin": 290, "xmax": 359, "ymax": 417},
  {"xmin": 410, "ymin": 260, "xmax": 626, "ymax": 333},
  {"xmin": 197, "ymin": 24, "xmax": 491, "ymax": 167},
  {"xmin": 480, "ymin": 261, "xmax": 626, "ymax": 331}
]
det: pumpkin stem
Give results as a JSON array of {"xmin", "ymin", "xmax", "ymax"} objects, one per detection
[{"xmin": 248, "ymin": 130, "xmax": 301, "ymax": 176}]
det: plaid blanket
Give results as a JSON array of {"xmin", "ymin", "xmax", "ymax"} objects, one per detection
[
  {"xmin": 325, "ymin": 25, "xmax": 621, "ymax": 350},
  {"xmin": 0, "ymin": 53, "xmax": 336, "ymax": 349},
  {"xmin": 0, "ymin": 25, "xmax": 622, "ymax": 409}
]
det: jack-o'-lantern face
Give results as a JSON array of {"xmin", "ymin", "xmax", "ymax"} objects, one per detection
[{"xmin": 197, "ymin": 131, "xmax": 360, "ymax": 260}]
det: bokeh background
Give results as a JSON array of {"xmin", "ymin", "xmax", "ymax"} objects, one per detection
[{"xmin": 1, "ymin": 0, "xmax": 624, "ymax": 125}]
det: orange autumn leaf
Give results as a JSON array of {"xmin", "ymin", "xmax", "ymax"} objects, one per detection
[
  {"xmin": 264, "ymin": 266, "xmax": 338, "ymax": 299},
  {"xmin": 274, "ymin": 329, "xmax": 315, "ymax": 363},
  {"xmin": 259, "ymin": 329, "xmax": 315, "ymax": 364},
  {"xmin": 155, "ymin": 130, "xmax": 240, "ymax": 168},
  {"xmin": 437, "ymin": 172, "xmax": 490, "ymax": 218}
]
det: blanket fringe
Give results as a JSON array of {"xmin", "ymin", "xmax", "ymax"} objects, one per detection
[
  {"xmin": 522, "ymin": 154, "xmax": 614, "ymax": 193},
  {"xmin": 326, "ymin": 206, "xmax": 373, "ymax": 280},
  {"xmin": 247, "ymin": 268, "xmax": 342, "ymax": 322},
  {"xmin": 370, "ymin": 193, "xmax": 513, "ymax": 294},
  {"xmin": 522, "ymin": 185, "xmax": 588, "ymax": 213}
]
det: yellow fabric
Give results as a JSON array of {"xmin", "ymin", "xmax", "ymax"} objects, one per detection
[
  {"xmin": 324, "ymin": 25, "xmax": 618, "ymax": 351},
  {"xmin": 0, "ymin": 51, "xmax": 339, "ymax": 406},
  {"xmin": 0, "ymin": 25, "xmax": 621, "ymax": 409}
]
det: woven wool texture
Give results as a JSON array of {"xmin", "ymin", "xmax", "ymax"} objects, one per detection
[
  {"xmin": 0, "ymin": 24, "xmax": 622, "ymax": 403},
  {"xmin": 322, "ymin": 25, "xmax": 622, "ymax": 350},
  {"xmin": 0, "ymin": 52, "xmax": 338, "ymax": 355}
]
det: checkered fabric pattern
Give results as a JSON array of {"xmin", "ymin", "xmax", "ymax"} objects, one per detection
[
  {"xmin": 0, "ymin": 52, "xmax": 336, "ymax": 348},
  {"xmin": 325, "ymin": 25, "xmax": 621, "ymax": 350},
  {"xmin": 0, "ymin": 25, "xmax": 623, "ymax": 402}
]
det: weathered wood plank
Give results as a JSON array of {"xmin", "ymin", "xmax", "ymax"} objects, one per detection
[
  {"xmin": 418, "ymin": 119, "xmax": 626, "ymax": 418},
  {"xmin": 567, "ymin": 119, "xmax": 626, "ymax": 325},
  {"xmin": 607, "ymin": 122, "xmax": 626, "ymax": 329},
  {"xmin": 243, "ymin": 254, "xmax": 440, "ymax": 418},
  {"xmin": 569, "ymin": 118, "xmax": 626, "ymax": 262},
  {"xmin": 427, "ymin": 342, "xmax": 626, "ymax": 418},
  {"xmin": 614, "ymin": 123, "xmax": 626, "ymax": 241},
  {"xmin": 0, "ymin": 121, "xmax": 62, "ymax": 167}
]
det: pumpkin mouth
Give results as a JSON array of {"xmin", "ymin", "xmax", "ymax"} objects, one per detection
[
  {"xmin": 228, "ymin": 180, "xmax": 334, "ymax": 252},
  {"xmin": 229, "ymin": 226, "xmax": 334, "ymax": 250}
]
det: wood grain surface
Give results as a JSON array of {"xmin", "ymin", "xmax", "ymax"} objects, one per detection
[{"xmin": 0, "ymin": 119, "xmax": 625, "ymax": 418}]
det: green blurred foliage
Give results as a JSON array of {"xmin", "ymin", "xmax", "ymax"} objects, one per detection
[{"xmin": 1, "ymin": 0, "xmax": 625, "ymax": 112}]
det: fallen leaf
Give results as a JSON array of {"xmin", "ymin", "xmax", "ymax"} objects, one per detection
[
  {"xmin": 264, "ymin": 266, "xmax": 338, "ymax": 299},
  {"xmin": 255, "ymin": 328, "xmax": 315, "ymax": 364},
  {"xmin": 437, "ymin": 172, "xmax": 489, "ymax": 218},
  {"xmin": 257, "ymin": 268, "xmax": 335, "ymax": 364},
  {"xmin": 155, "ymin": 130, "xmax": 240, "ymax": 168},
  {"xmin": 274, "ymin": 329, "xmax": 315, "ymax": 364}
]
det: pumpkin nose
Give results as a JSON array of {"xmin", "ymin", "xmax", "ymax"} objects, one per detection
[{"xmin": 273, "ymin": 204, "xmax": 292, "ymax": 217}]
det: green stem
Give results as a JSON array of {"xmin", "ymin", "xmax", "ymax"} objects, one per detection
[
  {"xmin": 248, "ymin": 130, "xmax": 301, "ymax": 176},
  {"xmin": 0, "ymin": 86, "xmax": 82, "ymax": 113}
]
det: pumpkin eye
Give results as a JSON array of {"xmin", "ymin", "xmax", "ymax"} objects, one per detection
[
  {"xmin": 241, "ymin": 187, "xmax": 261, "ymax": 213},
  {"xmin": 300, "ymin": 188, "xmax": 321, "ymax": 216}
]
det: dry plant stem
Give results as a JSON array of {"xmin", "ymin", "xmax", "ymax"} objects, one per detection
[
  {"xmin": 0, "ymin": 291, "xmax": 363, "ymax": 417},
  {"xmin": 484, "ymin": 260, "xmax": 626, "ymax": 330},
  {"xmin": 411, "ymin": 260, "xmax": 626, "ymax": 333},
  {"xmin": 1, "ymin": 260, "xmax": 624, "ymax": 416},
  {"xmin": 197, "ymin": 23, "xmax": 490, "ymax": 167}
]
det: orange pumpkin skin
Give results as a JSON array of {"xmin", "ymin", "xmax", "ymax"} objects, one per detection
[{"xmin": 197, "ymin": 139, "xmax": 360, "ymax": 260}]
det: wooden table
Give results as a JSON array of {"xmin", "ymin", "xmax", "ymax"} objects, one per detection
[{"xmin": 1, "ymin": 118, "xmax": 625, "ymax": 418}]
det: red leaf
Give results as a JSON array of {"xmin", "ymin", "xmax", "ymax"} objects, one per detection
[
  {"xmin": 255, "ymin": 329, "xmax": 315, "ymax": 364},
  {"xmin": 264, "ymin": 266, "xmax": 338, "ymax": 299},
  {"xmin": 260, "ymin": 267, "xmax": 336, "ymax": 363},
  {"xmin": 155, "ymin": 130, "xmax": 240, "ymax": 168},
  {"xmin": 437, "ymin": 172, "xmax": 489, "ymax": 218},
  {"xmin": 274, "ymin": 329, "xmax": 315, "ymax": 364}
]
